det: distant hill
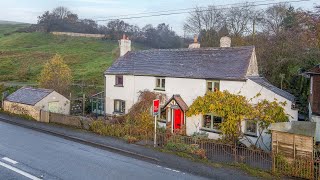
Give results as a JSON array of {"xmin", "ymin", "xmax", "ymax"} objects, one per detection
[
  {"xmin": 0, "ymin": 25, "xmax": 145, "ymax": 85},
  {"xmin": 0, "ymin": 20, "xmax": 29, "ymax": 25}
]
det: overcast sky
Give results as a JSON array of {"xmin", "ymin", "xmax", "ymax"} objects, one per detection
[{"xmin": 0, "ymin": 0, "xmax": 319, "ymax": 35}]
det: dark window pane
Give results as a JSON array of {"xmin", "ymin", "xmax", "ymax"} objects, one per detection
[
  {"xmin": 162, "ymin": 79, "xmax": 165, "ymax": 88},
  {"xmin": 214, "ymin": 82, "xmax": 220, "ymax": 92},
  {"xmin": 115, "ymin": 75, "xmax": 123, "ymax": 85},
  {"xmin": 207, "ymin": 82, "xmax": 213, "ymax": 91},
  {"xmin": 203, "ymin": 115, "xmax": 212, "ymax": 128},
  {"xmin": 156, "ymin": 79, "xmax": 161, "ymax": 88}
]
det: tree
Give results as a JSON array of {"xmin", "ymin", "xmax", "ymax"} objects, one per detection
[
  {"xmin": 184, "ymin": 6, "xmax": 225, "ymax": 34},
  {"xmin": 39, "ymin": 54, "xmax": 72, "ymax": 96},
  {"xmin": 187, "ymin": 91, "xmax": 289, "ymax": 144}
]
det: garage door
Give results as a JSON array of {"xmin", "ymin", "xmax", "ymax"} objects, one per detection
[{"xmin": 48, "ymin": 102, "xmax": 59, "ymax": 113}]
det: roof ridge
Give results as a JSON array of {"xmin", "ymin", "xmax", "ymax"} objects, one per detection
[{"xmin": 130, "ymin": 45, "xmax": 255, "ymax": 53}]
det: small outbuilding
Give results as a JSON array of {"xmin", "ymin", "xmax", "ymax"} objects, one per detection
[
  {"xmin": 269, "ymin": 121, "xmax": 316, "ymax": 160},
  {"xmin": 3, "ymin": 87, "xmax": 70, "ymax": 121}
]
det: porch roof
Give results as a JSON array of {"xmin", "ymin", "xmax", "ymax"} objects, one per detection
[{"xmin": 163, "ymin": 95, "xmax": 188, "ymax": 112}]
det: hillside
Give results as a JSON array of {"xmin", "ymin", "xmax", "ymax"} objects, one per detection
[{"xmin": 0, "ymin": 25, "xmax": 142, "ymax": 85}]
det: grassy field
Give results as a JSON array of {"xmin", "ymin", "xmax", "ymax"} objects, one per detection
[{"xmin": 0, "ymin": 24, "xmax": 142, "ymax": 85}]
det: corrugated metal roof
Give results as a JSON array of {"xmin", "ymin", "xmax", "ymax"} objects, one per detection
[
  {"xmin": 268, "ymin": 121, "xmax": 316, "ymax": 137},
  {"xmin": 5, "ymin": 87, "xmax": 53, "ymax": 106},
  {"xmin": 105, "ymin": 46, "xmax": 254, "ymax": 80},
  {"xmin": 249, "ymin": 76, "xmax": 295, "ymax": 102}
]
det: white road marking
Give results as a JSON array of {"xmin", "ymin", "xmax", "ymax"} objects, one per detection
[
  {"xmin": 2, "ymin": 157, "xmax": 18, "ymax": 164},
  {"xmin": 0, "ymin": 161, "xmax": 41, "ymax": 180}
]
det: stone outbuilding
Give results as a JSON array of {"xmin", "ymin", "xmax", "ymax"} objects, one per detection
[{"xmin": 3, "ymin": 87, "xmax": 70, "ymax": 121}]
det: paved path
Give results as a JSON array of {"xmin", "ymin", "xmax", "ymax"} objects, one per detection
[{"xmin": 0, "ymin": 121, "xmax": 207, "ymax": 180}]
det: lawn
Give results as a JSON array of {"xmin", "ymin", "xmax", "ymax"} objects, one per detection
[{"xmin": 0, "ymin": 25, "xmax": 144, "ymax": 85}]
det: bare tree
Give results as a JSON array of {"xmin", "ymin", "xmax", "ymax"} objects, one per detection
[
  {"xmin": 226, "ymin": 3, "xmax": 255, "ymax": 37},
  {"xmin": 52, "ymin": 6, "xmax": 71, "ymax": 20},
  {"xmin": 262, "ymin": 3, "xmax": 290, "ymax": 35},
  {"xmin": 184, "ymin": 6, "xmax": 225, "ymax": 34}
]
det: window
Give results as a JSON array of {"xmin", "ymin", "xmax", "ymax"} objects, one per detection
[
  {"xmin": 114, "ymin": 100, "xmax": 125, "ymax": 113},
  {"xmin": 202, "ymin": 114, "xmax": 222, "ymax": 131},
  {"xmin": 245, "ymin": 120, "xmax": 257, "ymax": 136},
  {"xmin": 207, "ymin": 81, "xmax": 220, "ymax": 92},
  {"xmin": 115, "ymin": 75, "xmax": 123, "ymax": 86},
  {"xmin": 155, "ymin": 78, "xmax": 165, "ymax": 90}
]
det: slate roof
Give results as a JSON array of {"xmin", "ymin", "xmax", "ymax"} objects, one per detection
[
  {"xmin": 163, "ymin": 95, "xmax": 189, "ymax": 112},
  {"xmin": 268, "ymin": 121, "xmax": 316, "ymax": 137},
  {"xmin": 105, "ymin": 46, "xmax": 255, "ymax": 80},
  {"xmin": 5, "ymin": 87, "xmax": 53, "ymax": 106},
  {"xmin": 249, "ymin": 76, "xmax": 295, "ymax": 102}
]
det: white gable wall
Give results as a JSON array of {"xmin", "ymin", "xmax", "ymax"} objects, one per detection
[{"xmin": 35, "ymin": 91, "xmax": 70, "ymax": 115}]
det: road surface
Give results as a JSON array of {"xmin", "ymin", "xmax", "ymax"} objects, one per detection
[{"xmin": 0, "ymin": 121, "xmax": 208, "ymax": 180}]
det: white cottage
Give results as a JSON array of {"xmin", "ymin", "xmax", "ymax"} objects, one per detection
[{"xmin": 104, "ymin": 36, "xmax": 298, "ymax": 150}]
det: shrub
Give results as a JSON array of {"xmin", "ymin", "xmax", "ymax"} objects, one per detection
[{"xmin": 124, "ymin": 135, "xmax": 139, "ymax": 144}]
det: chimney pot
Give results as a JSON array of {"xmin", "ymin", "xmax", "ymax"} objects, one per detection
[
  {"xmin": 220, "ymin": 36, "xmax": 231, "ymax": 47},
  {"xmin": 189, "ymin": 34, "xmax": 200, "ymax": 49},
  {"xmin": 119, "ymin": 34, "xmax": 131, "ymax": 56}
]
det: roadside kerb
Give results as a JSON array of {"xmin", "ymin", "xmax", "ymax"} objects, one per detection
[{"xmin": 0, "ymin": 117, "xmax": 160, "ymax": 163}]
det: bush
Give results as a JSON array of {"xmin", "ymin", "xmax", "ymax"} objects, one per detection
[
  {"xmin": 124, "ymin": 135, "xmax": 139, "ymax": 144},
  {"xmin": 165, "ymin": 137, "xmax": 207, "ymax": 159}
]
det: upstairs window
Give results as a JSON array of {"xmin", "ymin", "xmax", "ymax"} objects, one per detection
[
  {"xmin": 207, "ymin": 81, "xmax": 220, "ymax": 92},
  {"xmin": 155, "ymin": 78, "xmax": 165, "ymax": 90},
  {"xmin": 115, "ymin": 75, "xmax": 123, "ymax": 87},
  {"xmin": 202, "ymin": 114, "xmax": 222, "ymax": 131},
  {"xmin": 244, "ymin": 120, "xmax": 257, "ymax": 136},
  {"xmin": 114, "ymin": 100, "xmax": 125, "ymax": 114}
]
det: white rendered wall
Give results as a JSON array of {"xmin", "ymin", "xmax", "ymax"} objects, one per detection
[
  {"xmin": 105, "ymin": 74, "xmax": 298, "ymax": 149},
  {"xmin": 35, "ymin": 91, "xmax": 70, "ymax": 115}
]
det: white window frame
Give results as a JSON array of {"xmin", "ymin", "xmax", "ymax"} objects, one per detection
[
  {"xmin": 206, "ymin": 80, "xmax": 220, "ymax": 92},
  {"xmin": 114, "ymin": 100, "xmax": 125, "ymax": 114},
  {"xmin": 201, "ymin": 114, "xmax": 223, "ymax": 132},
  {"xmin": 115, "ymin": 75, "xmax": 124, "ymax": 87},
  {"xmin": 155, "ymin": 77, "xmax": 166, "ymax": 90},
  {"xmin": 244, "ymin": 120, "xmax": 258, "ymax": 137}
]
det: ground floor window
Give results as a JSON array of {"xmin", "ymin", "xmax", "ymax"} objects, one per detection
[
  {"xmin": 202, "ymin": 114, "xmax": 222, "ymax": 131},
  {"xmin": 114, "ymin": 100, "xmax": 125, "ymax": 114},
  {"xmin": 244, "ymin": 120, "xmax": 257, "ymax": 136}
]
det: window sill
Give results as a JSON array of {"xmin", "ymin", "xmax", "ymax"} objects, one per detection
[
  {"xmin": 244, "ymin": 133, "xmax": 258, "ymax": 138},
  {"xmin": 113, "ymin": 111, "xmax": 125, "ymax": 115},
  {"xmin": 200, "ymin": 128, "xmax": 221, "ymax": 134},
  {"xmin": 154, "ymin": 88, "xmax": 165, "ymax": 92},
  {"xmin": 114, "ymin": 84, "xmax": 124, "ymax": 87}
]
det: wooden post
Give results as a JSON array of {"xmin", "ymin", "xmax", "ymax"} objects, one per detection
[{"xmin": 82, "ymin": 94, "xmax": 86, "ymax": 116}]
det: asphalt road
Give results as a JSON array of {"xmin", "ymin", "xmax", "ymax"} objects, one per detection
[{"xmin": 0, "ymin": 121, "xmax": 208, "ymax": 180}]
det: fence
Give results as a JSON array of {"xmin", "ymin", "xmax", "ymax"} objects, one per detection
[
  {"xmin": 156, "ymin": 133, "xmax": 320, "ymax": 179},
  {"xmin": 156, "ymin": 133, "xmax": 272, "ymax": 170}
]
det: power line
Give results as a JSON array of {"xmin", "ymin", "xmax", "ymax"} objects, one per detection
[
  {"xmin": 94, "ymin": 0, "xmax": 278, "ymax": 20},
  {"xmin": 95, "ymin": 0, "xmax": 310, "ymax": 22}
]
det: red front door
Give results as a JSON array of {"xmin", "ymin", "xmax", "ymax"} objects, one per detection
[{"xmin": 174, "ymin": 109, "xmax": 183, "ymax": 130}]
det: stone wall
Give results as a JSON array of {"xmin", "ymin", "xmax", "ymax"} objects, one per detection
[
  {"xmin": 49, "ymin": 112, "xmax": 92, "ymax": 129},
  {"xmin": 3, "ymin": 101, "xmax": 40, "ymax": 120},
  {"xmin": 51, "ymin": 32, "xmax": 105, "ymax": 38}
]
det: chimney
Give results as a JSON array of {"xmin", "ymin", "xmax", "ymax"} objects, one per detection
[
  {"xmin": 220, "ymin": 36, "xmax": 231, "ymax": 47},
  {"xmin": 188, "ymin": 35, "xmax": 200, "ymax": 49},
  {"xmin": 119, "ymin": 34, "xmax": 131, "ymax": 56}
]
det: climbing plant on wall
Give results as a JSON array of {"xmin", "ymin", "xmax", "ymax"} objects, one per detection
[{"xmin": 187, "ymin": 90, "xmax": 289, "ymax": 144}]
